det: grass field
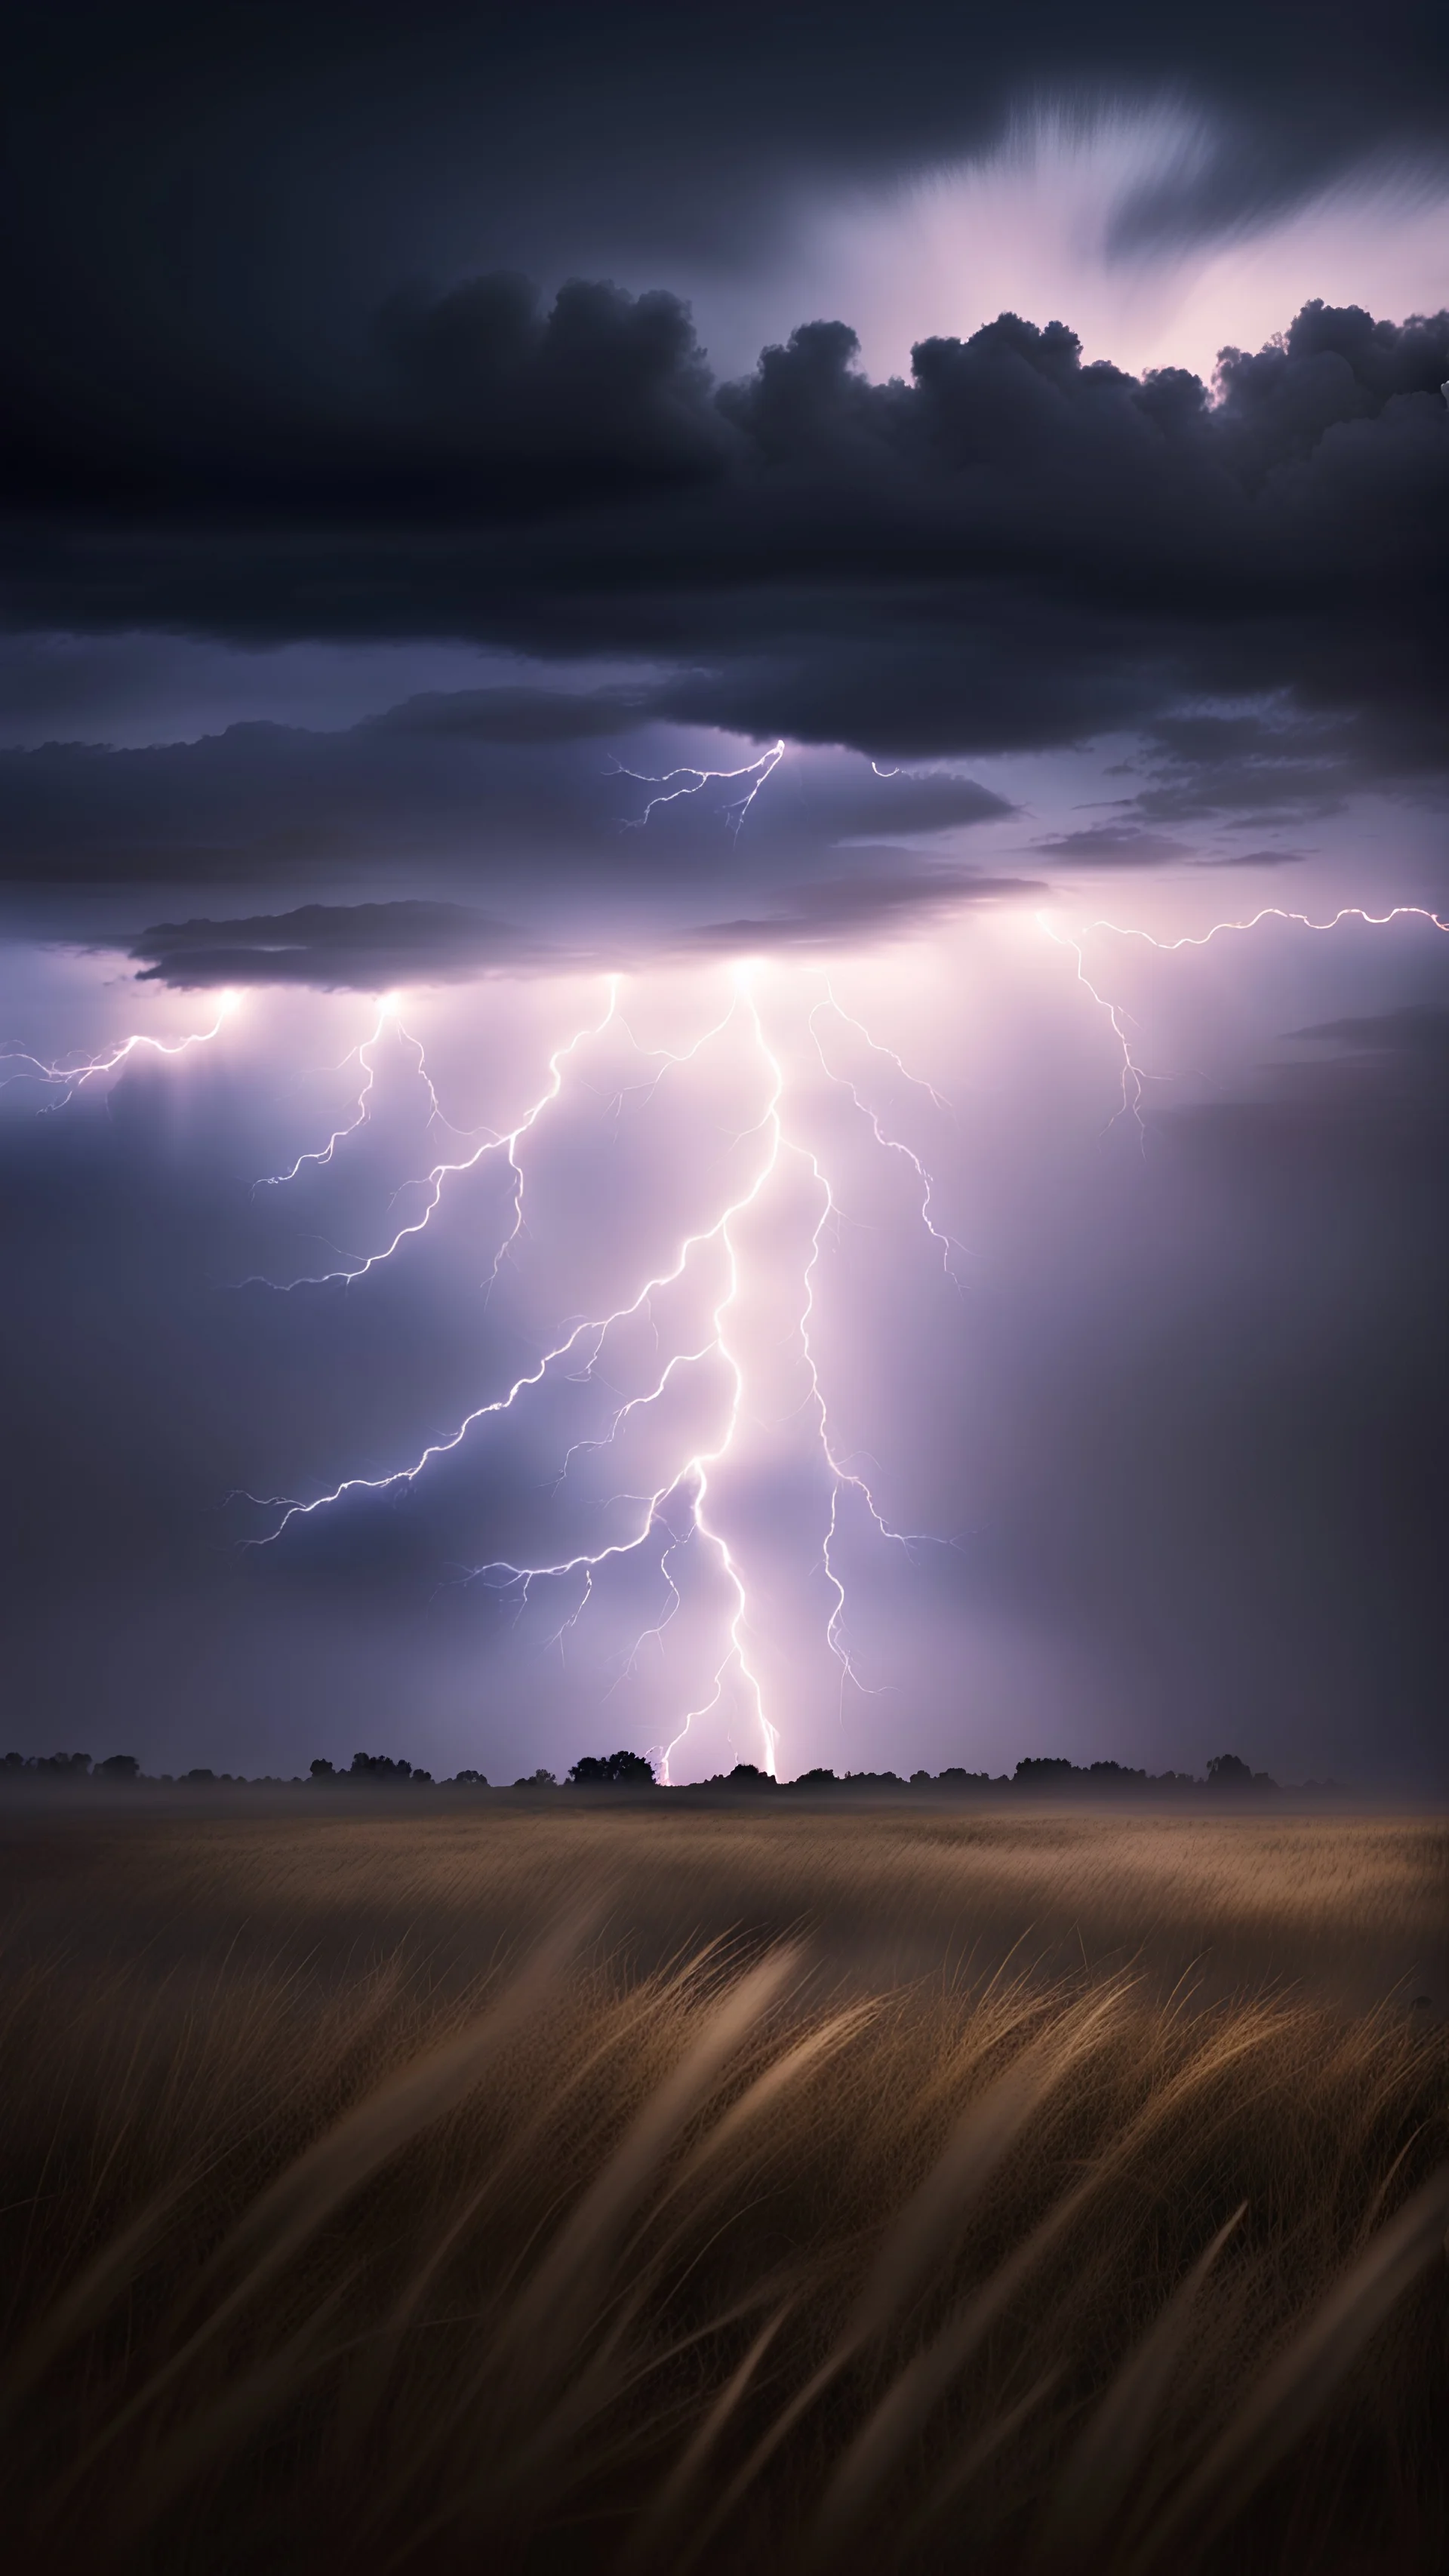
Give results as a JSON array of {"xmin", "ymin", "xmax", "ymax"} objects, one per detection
[{"xmin": 0, "ymin": 1799, "xmax": 1444, "ymax": 2573}]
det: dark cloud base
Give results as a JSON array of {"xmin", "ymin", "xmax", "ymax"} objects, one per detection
[
  {"xmin": 125, "ymin": 866, "xmax": 1042, "ymax": 992},
  {"xmin": 0, "ymin": 700, "xmax": 1027, "ymax": 974}
]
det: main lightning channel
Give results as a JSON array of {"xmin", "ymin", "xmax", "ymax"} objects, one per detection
[
  {"xmin": 242, "ymin": 972, "xmax": 960, "ymax": 1778},
  {"xmin": 15, "ymin": 889, "xmax": 1442, "ymax": 1777}
]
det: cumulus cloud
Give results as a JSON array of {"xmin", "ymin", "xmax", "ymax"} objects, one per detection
[{"xmin": 4, "ymin": 293, "xmax": 1445, "ymax": 815}]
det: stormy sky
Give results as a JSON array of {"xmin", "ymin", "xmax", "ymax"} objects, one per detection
[{"xmin": 2, "ymin": 2, "xmax": 1446, "ymax": 1785}]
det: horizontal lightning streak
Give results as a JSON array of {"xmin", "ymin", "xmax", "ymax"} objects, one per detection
[
  {"xmin": 1080, "ymin": 902, "xmax": 1449, "ymax": 952},
  {"xmin": 1041, "ymin": 900, "xmax": 1449, "ymax": 1143},
  {"xmin": 0, "ymin": 996, "xmax": 237, "ymax": 1108}
]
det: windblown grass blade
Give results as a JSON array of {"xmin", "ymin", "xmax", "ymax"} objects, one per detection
[
  {"xmin": 1030, "ymin": 2204, "xmax": 1247, "ymax": 2571},
  {"xmin": 1126, "ymin": 2163, "xmax": 1449, "ymax": 2572},
  {"xmin": 35, "ymin": 1913, "xmax": 590, "ymax": 2509},
  {"xmin": 471, "ymin": 1951, "xmax": 802, "ymax": 2467}
]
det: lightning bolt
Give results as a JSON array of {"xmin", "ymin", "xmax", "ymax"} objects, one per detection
[
  {"xmin": 609, "ymin": 739, "xmax": 785, "ymax": 834},
  {"xmin": 1038, "ymin": 900, "xmax": 1449, "ymax": 1143},
  {"xmin": 238, "ymin": 984, "xmax": 619, "ymax": 1289},
  {"xmin": 254, "ymin": 997, "xmax": 402, "ymax": 1191},
  {"xmin": 253, "ymin": 994, "xmax": 485, "ymax": 1196},
  {"xmin": 0, "ymin": 994, "xmax": 238, "ymax": 1108},
  {"xmin": 1035, "ymin": 915, "xmax": 1154, "ymax": 1140},
  {"xmin": 21, "ymin": 881, "xmax": 1441, "ymax": 1782},
  {"xmin": 808, "ymin": 980, "xmax": 964, "ymax": 1284},
  {"xmin": 1076, "ymin": 902, "xmax": 1449, "ymax": 954},
  {"xmin": 242, "ymin": 970, "xmax": 958, "ymax": 1780}
]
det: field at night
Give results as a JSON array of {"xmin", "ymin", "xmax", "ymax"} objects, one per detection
[
  {"xmin": 2, "ymin": 1797, "xmax": 1444, "ymax": 2574},
  {"xmin": 5, "ymin": 5, "xmax": 1449, "ymax": 2570}
]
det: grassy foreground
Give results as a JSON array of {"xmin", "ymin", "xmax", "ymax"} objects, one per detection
[{"xmin": 0, "ymin": 1802, "xmax": 1444, "ymax": 2573}]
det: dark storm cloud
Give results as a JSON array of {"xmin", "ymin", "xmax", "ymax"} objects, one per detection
[
  {"xmin": 368, "ymin": 688, "xmax": 661, "ymax": 745},
  {"xmin": 1289, "ymin": 1002, "xmax": 1449, "ymax": 1063},
  {"xmin": 126, "ymin": 903, "xmax": 539, "ymax": 990},
  {"xmin": 0, "ymin": 698, "xmax": 1017, "ymax": 975},
  {"xmin": 1097, "ymin": 697, "xmax": 1449, "ymax": 833},
  {"xmin": 127, "ymin": 862, "xmax": 1039, "ymax": 990},
  {"xmin": 5, "ymin": 293, "xmax": 1447, "ymax": 823},
  {"xmin": 0, "ymin": 705, "xmax": 1013, "ymax": 903},
  {"xmin": 1027, "ymin": 825, "xmax": 1189, "ymax": 866},
  {"xmin": 5, "ymin": 5, "xmax": 1447, "ymax": 322},
  {"xmin": 5, "ymin": 8, "xmax": 1447, "ymax": 915}
]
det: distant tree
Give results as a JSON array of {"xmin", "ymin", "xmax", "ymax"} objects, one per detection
[
  {"xmin": 909, "ymin": 1769, "xmax": 934, "ymax": 1787},
  {"xmin": 183, "ymin": 1767, "xmax": 216, "ymax": 1785},
  {"xmin": 450, "ymin": 1768, "xmax": 488, "ymax": 1786},
  {"xmin": 792, "ymin": 1766, "xmax": 837, "ymax": 1787},
  {"xmin": 411, "ymin": 1768, "xmax": 433, "ymax": 1784},
  {"xmin": 309, "ymin": 1758, "xmax": 336, "ymax": 1780},
  {"xmin": 95, "ymin": 1753, "xmax": 140, "ymax": 1781},
  {"xmin": 1206, "ymin": 1753, "xmax": 1253, "ymax": 1787},
  {"xmin": 725, "ymin": 1762, "xmax": 774, "ymax": 1790},
  {"xmin": 1015, "ymin": 1757, "xmax": 1077, "ymax": 1784},
  {"xmin": 567, "ymin": 1750, "xmax": 656, "ymax": 1787},
  {"xmin": 512, "ymin": 1768, "xmax": 556, "ymax": 1788},
  {"xmin": 348, "ymin": 1752, "xmax": 413, "ymax": 1783}
]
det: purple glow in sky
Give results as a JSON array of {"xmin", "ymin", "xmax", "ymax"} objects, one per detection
[{"xmin": 5, "ymin": 873, "xmax": 1444, "ymax": 1784}]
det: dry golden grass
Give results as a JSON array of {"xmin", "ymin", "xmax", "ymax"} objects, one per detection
[{"xmin": 0, "ymin": 1799, "xmax": 1444, "ymax": 2574}]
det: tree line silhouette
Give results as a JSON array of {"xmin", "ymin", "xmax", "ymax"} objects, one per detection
[{"xmin": 3, "ymin": 1744, "xmax": 1324, "ymax": 1793}]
